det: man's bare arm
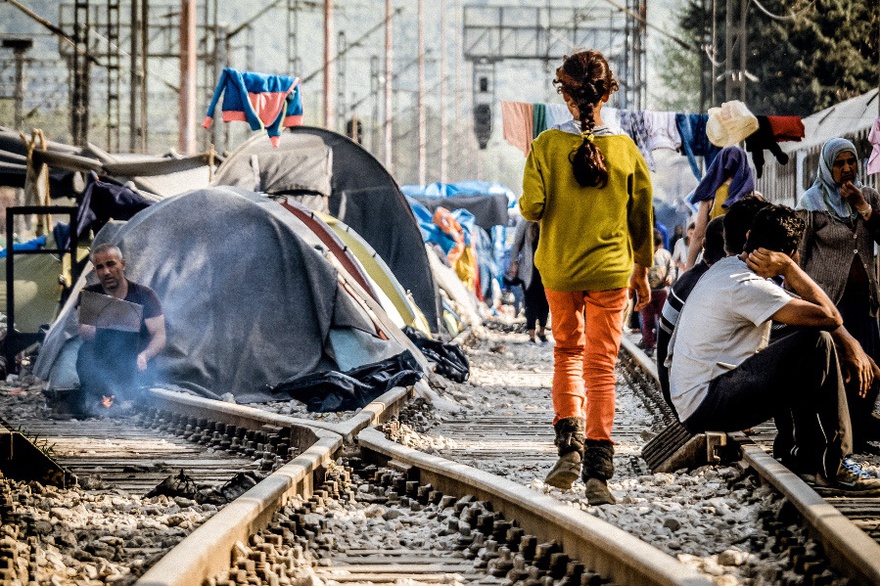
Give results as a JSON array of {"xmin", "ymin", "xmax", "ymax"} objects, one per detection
[
  {"xmin": 747, "ymin": 248, "xmax": 841, "ymax": 329},
  {"xmin": 137, "ymin": 315, "xmax": 166, "ymax": 371}
]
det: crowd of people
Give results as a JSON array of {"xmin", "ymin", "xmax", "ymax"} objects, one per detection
[{"xmin": 508, "ymin": 48, "xmax": 880, "ymax": 503}]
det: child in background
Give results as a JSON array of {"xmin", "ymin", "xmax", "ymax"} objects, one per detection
[{"xmin": 639, "ymin": 229, "xmax": 674, "ymax": 357}]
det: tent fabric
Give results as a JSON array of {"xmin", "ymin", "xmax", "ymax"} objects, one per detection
[
  {"xmin": 279, "ymin": 198, "xmax": 378, "ymax": 301},
  {"xmin": 271, "ymin": 350, "xmax": 422, "ymax": 412},
  {"xmin": 34, "ymin": 186, "xmax": 405, "ymax": 404},
  {"xmin": 0, "ymin": 128, "xmax": 215, "ymax": 199},
  {"xmin": 213, "ymin": 127, "xmax": 440, "ymax": 332},
  {"xmin": 0, "ymin": 234, "xmax": 60, "ymax": 333},
  {"xmin": 315, "ymin": 211, "xmax": 433, "ymax": 336},
  {"xmin": 76, "ymin": 171, "xmax": 154, "ymax": 240},
  {"xmin": 212, "ymin": 136, "xmax": 333, "ymax": 196}
]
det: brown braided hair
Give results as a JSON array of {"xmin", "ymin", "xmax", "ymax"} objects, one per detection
[{"xmin": 553, "ymin": 50, "xmax": 619, "ymax": 188}]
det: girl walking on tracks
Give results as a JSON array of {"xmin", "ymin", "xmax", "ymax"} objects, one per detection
[{"xmin": 519, "ymin": 50, "xmax": 654, "ymax": 505}]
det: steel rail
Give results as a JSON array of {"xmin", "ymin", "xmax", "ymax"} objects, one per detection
[
  {"xmin": 357, "ymin": 426, "xmax": 714, "ymax": 586},
  {"xmin": 619, "ymin": 337, "xmax": 880, "ymax": 586}
]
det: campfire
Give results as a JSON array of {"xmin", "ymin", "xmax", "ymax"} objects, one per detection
[{"xmin": 101, "ymin": 395, "xmax": 115, "ymax": 409}]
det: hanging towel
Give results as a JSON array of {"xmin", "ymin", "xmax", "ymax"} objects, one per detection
[
  {"xmin": 620, "ymin": 110, "xmax": 655, "ymax": 171},
  {"xmin": 203, "ymin": 67, "xmax": 303, "ymax": 147},
  {"xmin": 869, "ymin": 117, "xmax": 880, "ymax": 175},
  {"xmin": 676, "ymin": 113, "xmax": 721, "ymax": 180},
  {"xmin": 644, "ymin": 111, "xmax": 682, "ymax": 152},
  {"xmin": 766, "ymin": 116, "xmax": 805, "ymax": 142},
  {"xmin": 532, "ymin": 103, "xmax": 548, "ymax": 138},
  {"xmin": 501, "ymin": 101, "xmax": 534, "ymax": 156},
  {"xmin": 744, "ymin": 116, "xmax": 790, "ymax": 179}
]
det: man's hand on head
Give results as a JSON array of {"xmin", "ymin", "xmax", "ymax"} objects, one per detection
[{"xmin": 746, "ymin": 247, "xmax": 792, "ymax": 279}]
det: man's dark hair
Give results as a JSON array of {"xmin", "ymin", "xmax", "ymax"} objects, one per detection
[
  {"xmin": 744, "ymin": 204, "xmax": 805, "ymax": 254},
  {"xmin": 702, "ymin": 216, "xmax": 726, "ymax": 264},
  {"xmin": 723, "ymin": 195, "xmax": 770, "ymax": 254}
]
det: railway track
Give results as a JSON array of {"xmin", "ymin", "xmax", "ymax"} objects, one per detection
[
  {"xmin": 3, "ymin": 327, "xmax": 880, "ymax": 585},
  {"xmin": 618, "ymin": 336, "xmax": 880, "ymax": 586}
]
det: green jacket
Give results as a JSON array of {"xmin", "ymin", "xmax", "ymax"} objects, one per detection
[{"xmin": 519, "ymin": 130, "xmax": 654, "ymax": 291}]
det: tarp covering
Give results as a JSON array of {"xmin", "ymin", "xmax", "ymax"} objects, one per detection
[
  {"xmin": 213, "ymin": 127, "xmax": 440, "ymax": 332},
  {"xmin": 401, "ymin": 181, "xmax": 514, "ymax": 231},
  {"xmin": 0, "ymin": 127, "xmax": 215, "ymax": 199},
  {"xmin": 34, "ymin": 186, "xmax": 405, "ymax": 403}
]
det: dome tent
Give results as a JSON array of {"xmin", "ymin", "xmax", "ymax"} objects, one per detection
[
  {"xmin": 212, "ymin": 126, "xmax": 440, "ymax": 333},
  {"xmin": 34, "ymin": 186, "xmax": 407, "ymax": 404}
]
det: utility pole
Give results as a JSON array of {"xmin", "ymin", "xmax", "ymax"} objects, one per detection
[
  {"xmin": 178, "ymin": 0, "xmax": 197, "ymax": 154},
  {"xmin": 337, "ymin": 31, "xmax": 346, "ymax": 132},
  {"xmin": 1, "ymin": 39, "xmax": 32, "ymax": 131},
  {"xmin": 417, "ymin": 0, "xmax": 426, "ymax": 185},
  {"xmin": 323, "ymin": 0, "xmax": 335, "ymax": 130},
  {"xmin": 129, "ymin": 0, "xmax": 140, "ymax": 151},
  {"xmin": 140, "ymin": 0, "xmax": 149, "ymax": 152},
  {"xmin": 384, "ymin": 0, "xmax": 393, "ymax": 173},
  {"xmin": 439, "ymin": 0, "xmax": 448, "ymax": 184},
  {"xmin": 739, "ymin": 0, "xmax": 747, "ymax": 101},
  {"xmin": 724, "ymin": 0, "xmax": 733, "ymax": 102}
]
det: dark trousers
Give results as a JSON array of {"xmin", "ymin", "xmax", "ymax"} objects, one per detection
[
  {"xmin": 76, "ymin": 330, "xmax": 146, "ymax": 412},
  {"xmin": 684, "ymin": 329, "xmax": 851, "ymax": 478},
  {"xmin": 524, "ymin": 271, "xmax": 549, "ymax": 331},
  {"xmin": 639, "ymin": 289, "xmax": 667, "ymax": 350}
]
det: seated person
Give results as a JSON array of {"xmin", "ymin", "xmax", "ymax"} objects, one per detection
[
  {"xmin": 669, "ymin": 204, "xmax": 880, "ymax": 491},
  {"xmin": 658, "ymin": 196, "xmax": 769, "ymax": 413},
  {"xmin": 75, "ymin": 244, "xmax": 165, "ymax": 415}
]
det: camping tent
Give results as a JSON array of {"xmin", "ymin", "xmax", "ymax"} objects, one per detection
[
  {"xmin": 34, "ymin": 187, "xmax": 410, "ymax": 403},
  {"xmin": 211, "ymin": 127, "xmax": 440, "ymax": 332}
]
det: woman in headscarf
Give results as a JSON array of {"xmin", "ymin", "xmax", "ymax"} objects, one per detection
[
  {"xmin": 796, "ymin": 138, "xmax": 880, "ymax": 451},
  {"xmin": 685, "ymin": 146, "xmax": 755, "ymax": 269}
]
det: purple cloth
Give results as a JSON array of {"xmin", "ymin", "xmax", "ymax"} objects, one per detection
[{"xmin": 688, "ymin": 146, "xmax": 755, "ymax": 209}]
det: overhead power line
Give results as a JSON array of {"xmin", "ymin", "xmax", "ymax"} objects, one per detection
[
  {"xmin": 595, "ymin": 0, "xmax": 701, "ymax": 55},
  {"xmin": 750, "ymin": 0, "xmax": 815, "ymax": 22}
]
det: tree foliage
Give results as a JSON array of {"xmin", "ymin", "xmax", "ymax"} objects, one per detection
[{"xmin": 663, "ymin": 0, "xmax": 878, "ymax": 116}]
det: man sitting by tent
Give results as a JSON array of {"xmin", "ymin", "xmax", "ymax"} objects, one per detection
[{"xmin": 75, "ymin": 244, "xmax": 165, "ymax": 415}]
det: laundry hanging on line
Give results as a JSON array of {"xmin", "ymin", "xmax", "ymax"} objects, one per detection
[
  {"xmin": 501, "ymin": 100, "xmax": 803, "ymax": 180},
  {"xmin": 203, "ymin": 67, "xmax": 304, "ymax": 147}
]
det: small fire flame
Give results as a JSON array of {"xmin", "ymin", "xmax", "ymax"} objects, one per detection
[{"xmin": 101, "ymin": 395, "xmax": 115, "ymax": 409}]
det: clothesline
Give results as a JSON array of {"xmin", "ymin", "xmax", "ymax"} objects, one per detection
[{"xmin": 501, "ymin": 100, "xmax": 805, "ymax": 180}]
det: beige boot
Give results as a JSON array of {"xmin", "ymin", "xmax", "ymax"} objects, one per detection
[{"xmin": 545, "ymin": 418, "xmax": 585, "ymax": 489}]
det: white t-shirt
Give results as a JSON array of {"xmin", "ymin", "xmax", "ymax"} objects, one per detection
[
  {"xmin": 672, "ymin": 238, "xmax": 688, "ymax": 266},
  {"xmin": 669, "ymin": 256, "xmax": 793, "ymax": 420}
]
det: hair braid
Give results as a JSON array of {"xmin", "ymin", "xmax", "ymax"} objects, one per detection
[{"xmin": 553, "ymin": 51, "xmax": 619, "ymax": 189}]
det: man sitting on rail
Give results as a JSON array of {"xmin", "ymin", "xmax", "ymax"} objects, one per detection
[
  {"xmin": 668, "ymin": 204, "xmax": 880, "ymax": 491},
  {"xmin": 658, "ymin": 196, "xmax": 768, "ymax": 415},
  {"xmin": 75, "ymin": 243, "xmax": 166, "ymax": 416}
]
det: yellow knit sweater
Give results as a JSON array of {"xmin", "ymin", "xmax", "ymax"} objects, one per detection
[{"xmin": 519, "ymin": 130, "xmax": 654, "ymax": 292}]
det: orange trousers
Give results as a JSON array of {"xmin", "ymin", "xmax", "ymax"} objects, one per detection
[{"xmin": 544, "ymin": 288, "xmax": 628, "ymax": 442}]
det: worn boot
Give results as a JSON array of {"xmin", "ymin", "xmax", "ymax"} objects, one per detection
[
  {"xmin": 583, "ymin": 439, "xmax": 616, "ymax": 505},
  {"xmin": 544, "ymin": 418, "xmax": 585, "ymax": 489}
]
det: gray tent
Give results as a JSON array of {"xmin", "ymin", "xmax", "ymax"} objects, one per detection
[
  {"xmin": 33, "ymin": 186, "xmax": 405, "ymax": 403},
  {"xmin": 212, "ymin": 127, "xmax": 441, "ymax": 332}
]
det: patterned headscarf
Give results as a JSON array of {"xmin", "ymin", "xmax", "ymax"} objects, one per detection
[{"xmin": 796, "ymin": 138, "xmax": 862, "ymax": 219}]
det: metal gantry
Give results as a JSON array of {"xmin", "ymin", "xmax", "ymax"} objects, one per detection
[{"xmin": 462, "ymin": 3, "xmax": 648, "ymax": 147}]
